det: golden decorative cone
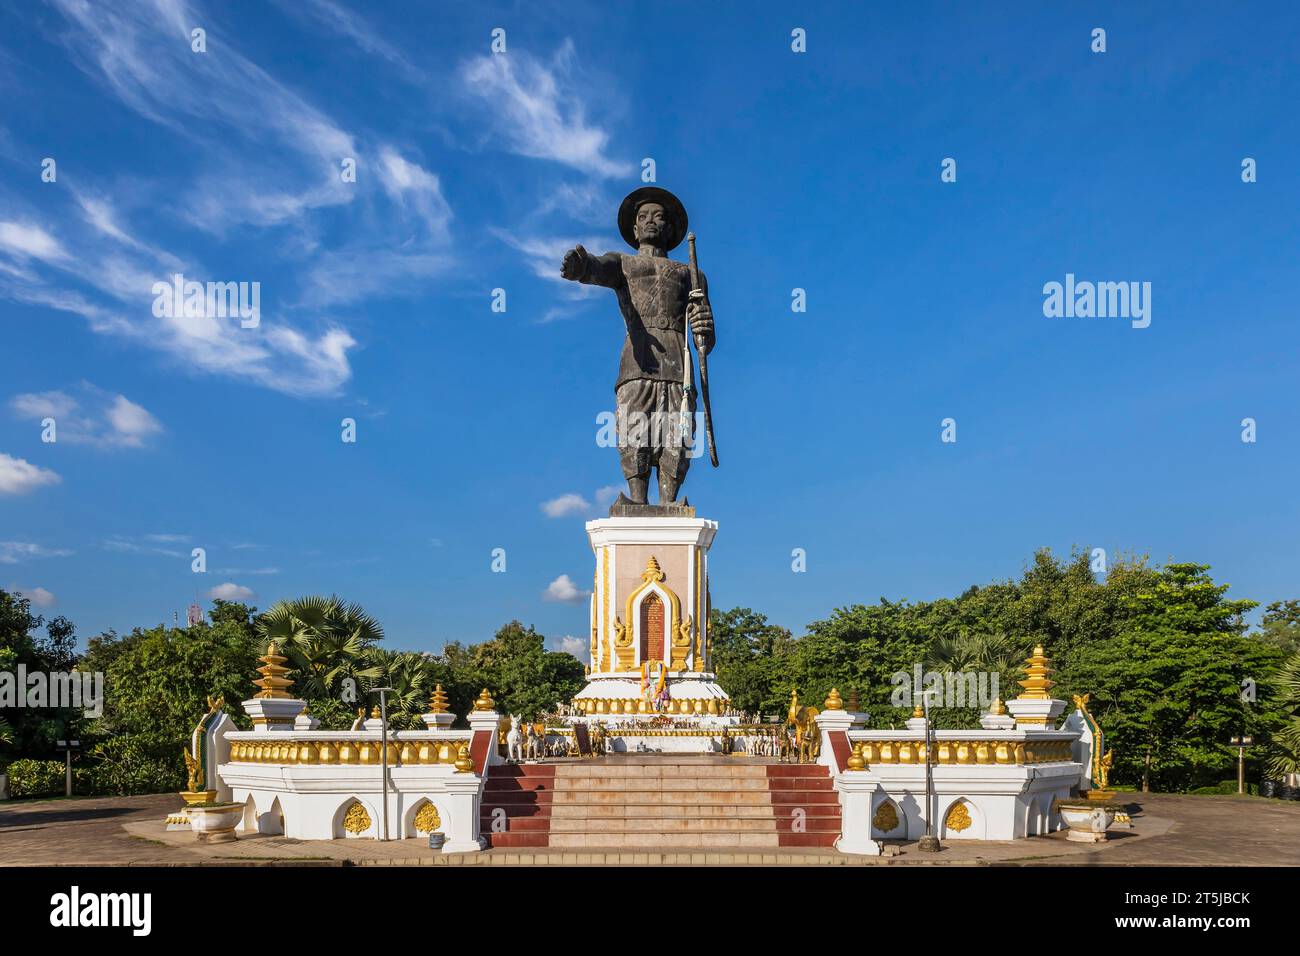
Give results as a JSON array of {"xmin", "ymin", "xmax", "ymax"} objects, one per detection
[
  {"xmin": 454, "ymin": 744, "xmax": 475, "ymax": 772},
  {"xmin": 428, "ymin": 684, "xmax": 450, "ymax": 714},
  {"xmin": 846, "ymin": 689, "xmax": 860, "ymax": 712},
  {"xmin": 912, "ymin": 703, "xmax": 925, "ymax": 719},
  {"xmin": 824, "ymin": 688, "xmax": 844, "ymax": 710},
  {"xmin": 641, "ymin": 555, "xmax": 664, "ymax": 582},
  {"xmin": 472, "ymin": 688, "xmax": 495, "ymax": 711},
  {"xmin": 990, "ymin": 697, "xmax": 1007, "ymax": 716},
  {"xmin": 370, "ymin": 706, "xmax": 381, "ymax": 720},
  {"xmin": 1017, "ymin": 644, "xmax": 1055, "ymax": 699},
  {"xmin": 253, "ymin": 642, "xmax": 295, "ymax": 699},
  {"xmin": 846, "ymin": 742, "xmax": 867, "ymax": 771}
]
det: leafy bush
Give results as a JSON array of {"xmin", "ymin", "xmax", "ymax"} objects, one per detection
[
  {"xmin": 5, "ymin": 758, "xmax": 66, "ymax": 797},
  {"xmin": 82, "ymin": 734, "xmax": 183, "ymax": 796}
]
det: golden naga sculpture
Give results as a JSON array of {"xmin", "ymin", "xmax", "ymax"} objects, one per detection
[
  {"xmin": 1097, "ymin": 749, "xmax": 1114, "ymax": 791},
  {"xmin": 945, "ymin": 801, "xmax": 973, "ymax": 832},
  {"xmin": 182, "ymin": 695, "xmax": 224, "ymax": 794}
]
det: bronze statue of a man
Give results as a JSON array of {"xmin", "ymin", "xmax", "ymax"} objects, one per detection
[{"xmin": 560, "ymin": 186, "xmax": 715, "ymax": 506}]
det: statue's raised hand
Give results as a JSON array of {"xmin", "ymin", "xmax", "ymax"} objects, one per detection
[{"xmin": 560, "ymin": 244, "xmax": 588, "ymax": 281}]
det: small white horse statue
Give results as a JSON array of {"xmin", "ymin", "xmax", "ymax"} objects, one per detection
[
  {"xmin": 506, "ymin": 715, "xmax": 523, "ymax": 762},
  {"xmin": 524, "ymin": 722, "xmax": 543, "ymax": 761}
]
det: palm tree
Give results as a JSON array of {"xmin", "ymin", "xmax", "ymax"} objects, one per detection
[
  {"xmin": 365, "ymin": 649, "xmax": 439, "ymax": 728},
  {"xmin": 257, "ymin": 596, "xmax": 385, "ymax": 699},
  {"xmin": 1266, "ymin": 653, "xmax": 1300, "ymax": 780}
]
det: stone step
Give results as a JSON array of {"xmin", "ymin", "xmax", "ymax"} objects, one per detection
[
  {"xmin": 547, "ymin": 816, "xmax": 780, "ymax": 833},
  {"xmin": 553, "ymin": 765, "xmax": 773, "ymax": 778},
  {"xmin": 547, "ymin": 802, "xmax": 775, "ymax": 819},
  {"xmin": 548, "ymin": 789, "xmax": 837, "ymax": 806},
  {"xmin": 552, "ymin": 777, "xmax": 774, "ymax": 791},
  {"xmin": 548, "ymin": 831, "xmax": 782, "ymax": 849}
]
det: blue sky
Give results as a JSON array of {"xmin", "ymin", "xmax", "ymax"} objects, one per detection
[{"xmin": 1, "ymin": 1, "xmax": 1297, "ymax": 655}]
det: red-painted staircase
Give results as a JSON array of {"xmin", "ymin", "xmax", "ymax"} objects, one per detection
[{"xmin": 481, "ymin": 758, "xmax": 840, "ymax": 849}]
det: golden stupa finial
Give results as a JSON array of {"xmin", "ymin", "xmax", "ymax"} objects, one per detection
[
  {"xmin": 989, "ymin": 697, "xmax": 1006, "ymax": 716},
  {"xmin": 912, "ymin": 702, "xmax": 925, "ymax": 719},
  {"xmin": 252, "ymin": 642, "xmax": 294, "ymax": 699},
  {"xmin": 428, "ymin": 683, "xmax": 450, "ymax": 714},
  {"xmin": 472, "ymin": 688, "xmax": 495, "ymax": 711},
  {"xmin": 370, "ymin": 705, "xmax": 381, "ymax": 720},
  {"xmin": 1016, "ymin": 644, "xmax": 1054, "ymax": 700},
  {"xmin": 847, "ymin": 688, "xmax": 860, "ymax": 712},
  {"xmin": 846, "ymin": 741, "xmax": 867, "ymax": 772},
  {"xmin": 454, "ymin": 744, "xmax": 475, "ymax": 772},
  {"xmin": 824, "ymin": 688, "xmax": 844, "ymax": 710},
  {"xmin": 641, "ymin": 555, "xmax": 665, "ymax": 583}
]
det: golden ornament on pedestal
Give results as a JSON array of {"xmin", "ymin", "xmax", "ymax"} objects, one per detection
[
  {"xmin": 1016, "ymin": 645, "xmax": 1054, "ymax": 699},
  {"xmin": 472, "ymin": 688, "xmax": 495, "ymax": 711},
  {"xmin": 252, "ymin": 643, "xmax": 295, "ymax": 699}
]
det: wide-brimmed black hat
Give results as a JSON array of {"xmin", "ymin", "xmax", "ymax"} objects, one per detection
[{"xmin": 618, "ymin": 186, "xmax": 688, "ymax": 251}]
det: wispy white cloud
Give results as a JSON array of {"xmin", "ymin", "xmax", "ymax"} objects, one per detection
[
  {"xmin": 207, "ymin": 581, "xmax": 254, "ymax": 600},
  {"xmin": 0, "ymin": 221, "xmax": 67, "ymax": 262},
  {"xmin": 100, "ymin": 536, "xmax": 187, "ymax": 559},
  {"xmin": 10, "ymin": 585, "xmax": 57, "ymax": 608},
  {"xmin": 0, "ymin": 453, "xmax": 61, "ymax": 495},
  {"xmin": 541, "ymin": 493, "xmax": 592, "ymax": 518},
  {"xmin": 10, "ymin": 385, "xmax": 163, "ymax": 449},
  {"xmin": 460, "ymin": 41, "xmax": 632, "ymax": 178},
  {"xmin": 551, "ymin": 634, "xmax": 587, "ymax": 659},
  {"xmin": 271, "ymin": 0, "xmax": 426, "ymax": 84},
  {"xmin": 0, "ymin": 0, "xmax": 459, "ymax": 398},
  {"xmin": 543, "ymin": 573, "xmax": 590, "ymax": 604},
  {"xmin": 0, "ymin": 541, "xmax": 73, "ymax": 564}
]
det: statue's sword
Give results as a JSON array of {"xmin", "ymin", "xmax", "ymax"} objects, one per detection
[{"xmin": 686, "ymin": 232, "xmax": 719, "ymax": 467}]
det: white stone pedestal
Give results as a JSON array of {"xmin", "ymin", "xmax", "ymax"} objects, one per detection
[{"xmin": 575, "ymin": 516, "xmax": 728, "ymax": 717}]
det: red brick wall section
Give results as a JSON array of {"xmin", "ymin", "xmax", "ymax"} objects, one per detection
[{"xmin": 470, "ymin": 729, "xmax": 493, "ymax": 775}]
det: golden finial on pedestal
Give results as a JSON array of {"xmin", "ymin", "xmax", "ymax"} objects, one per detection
[
  {"xmin": 846, "ymin": 741, "xmax": 867, "ymax": 771},
  {"xmin": 472, "ymin": 688, "xmax": 495, "ymax": 711},
  {"xmin": 1016, "ymin": 644, "xmax": 1055, "ymax": 699},
  {"xmin": 641, "ymin": 555, "xmax": 665, "ymax": 583},
  {"xmin": 252, "ymin": 642, "xmax": 295, "ymax": 699},
  {"xmin": 912, "ymin": 703, "xmax": 925, "ymax": 719},
  {"xmin": 847, "ymin": 689, "xmax": 860, "ymax": 712},
  {"xmin": 428, "ymin": 684, "xmax": 450, "ymax": 713},
  {"xmin": 370, "ymin": 706, "xmax": 381, "ymax": 720},
  {"xmin": 989, "ymin": 697, "xmax": 1006, "ymax": 716},
  {"xmin": 824, "ymin": 688, "xmax": 844, "ymax": 710},
  {"xmin": 454, "ymin": 744, "xmax": 475, "ymax": 772}
]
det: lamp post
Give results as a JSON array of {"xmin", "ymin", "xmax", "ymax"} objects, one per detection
[
  {"xmin": 917, "ymin": 689, "xmax": 942, "ymax": 852},
  {"xmin": 372, "ymin": 687, "xmax": 395, "ymax": 841},
  {"xmin": 1230, "ymin": 735, "xmax": 1253, "ymax": 795},
  {"xmin": 56, "ymin": 739, "xmax": 80, "ymax": 797}
]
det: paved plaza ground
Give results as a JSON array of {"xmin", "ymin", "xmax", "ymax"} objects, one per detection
[{"xmin": 1, "ymin": 790, "xmax": 1297, "ymax": 866}]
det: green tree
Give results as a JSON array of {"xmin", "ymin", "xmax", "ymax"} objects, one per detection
[
  {"xmin": 1259, "ymin": 601, "xmax": 1300, "ymax": 657},
  {"xmin": 0, "ymin": 589, "xmax": 82, "ymax": 758},
  {"xmin": 256, "ymin": 595, "xmax": 384, "ymax": 702},
  {"xmin": 463, "ymin": 622, "xmax": 585, "ymax": 718},
  {"xmin": 1265, "ymin": 653, "xmax": 1300, "ymax": 779},
  {"xmin": 1060, "ymin": 564, "xmax": 1279, "ymax": 791}
]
